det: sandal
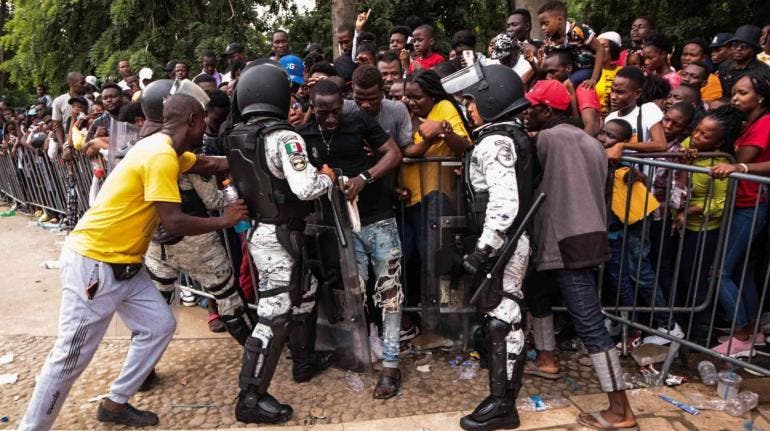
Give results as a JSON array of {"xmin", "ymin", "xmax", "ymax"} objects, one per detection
[
  {"xmin": 373, "ymin": 368, "xmax": 401, "ymax": 399},
  {"xmin": 577, "ymin": 411, "xmax": 638, "ymax": 431},
  {"xmin": 523, "ymin": 360, "xmax": 561, "ymax": 380},
  {"xmin": 208, "ymin": 314, "xmax": 226, "ymax": 333}
]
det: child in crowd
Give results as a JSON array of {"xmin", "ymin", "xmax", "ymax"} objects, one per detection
[
  {"xmin": 598, "ymin": 119, "xmax": 684, "ymax": 347},
  {"xmin": 537, "ymin": 0, "xmax": 605, "ymax": 88},
  {"xmin": 660, "ymin": 107, "xmax": 741, "ymax": 343},
  {"xmin": 409, "ymin": 25, "xmax": 445, "ymax": 73}
]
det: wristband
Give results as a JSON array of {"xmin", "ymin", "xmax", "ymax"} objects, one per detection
[
  {"xmin": 739, "ymin": 163, "xmax": 749, "ymax": 173},
  {"xmin": 359, "ymin": 170, "xmax": 374, "ymax": 184}
]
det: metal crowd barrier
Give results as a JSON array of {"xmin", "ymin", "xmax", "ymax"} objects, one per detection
[
  {"xmin": 3, "ymin": 147, "xmax": 770, "ymax": 380},
  {"xmin": 604, "ymin": 153, "xmax": 770, "ymax": 379},
  {"xmin": 0, "ymin": 148, "xmax": 95, "ymax": 217}
]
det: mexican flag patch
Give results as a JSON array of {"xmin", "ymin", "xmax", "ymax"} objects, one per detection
[{"xmin": 284, "ymin": 141, "xmax": 303, "ymax": 154}]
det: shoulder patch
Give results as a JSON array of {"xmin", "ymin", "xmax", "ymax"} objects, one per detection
[
  {"xmin": 494, "ymin": 140, "xmax": 515, "ymax": 168},
  {"xmin": 289, "ymin": 153, "xmax": 307, "ymax": 171},
  {"xmin": 284, "ymin": 141, "xmax": 303, "ymax": 155}
]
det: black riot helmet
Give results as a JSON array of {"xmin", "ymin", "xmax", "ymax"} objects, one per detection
[
  {"xmin": 460, "ymin": 63, "xmax": 529, "ymax": 122},
  {"xmin": 235, "ymin": 59, "xmax": 292, "ymax": 120},
  {"xmin": 139, "ymin": 79, "xmax": 174, "ymax": 123}
]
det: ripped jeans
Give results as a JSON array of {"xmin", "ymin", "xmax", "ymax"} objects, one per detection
[{"xmin": 353, "ymin": 217, "xmax": 404, "ymax": 368}]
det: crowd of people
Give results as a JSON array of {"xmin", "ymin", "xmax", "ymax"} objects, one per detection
[{"xmin": 4, "ymin": 1, "xmax": 770, "ymax": 430}]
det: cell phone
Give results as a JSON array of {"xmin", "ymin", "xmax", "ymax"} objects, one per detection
[
  {"xmin": 463, "ymin": 50, "xmax": 475, "ymax": 66},
  {"xmin": 406, "ymin": 36, "xmax": 414, "ymax": 51}
]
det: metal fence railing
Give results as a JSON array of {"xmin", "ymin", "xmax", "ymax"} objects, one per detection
[{"xmin": 2, "ymin": 148, "xmax": 769, "ymax": 381}]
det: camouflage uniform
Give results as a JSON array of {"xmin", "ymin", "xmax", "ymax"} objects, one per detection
[
  {"xmin": 144, "ymin": 173, "xmax": 248, "ymax": 322},
  {"xmin": 467, "ymin": 123, "xmax": 530, "ymax": 390}
]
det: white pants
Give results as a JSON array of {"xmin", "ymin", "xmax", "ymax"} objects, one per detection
[{"xmin": 19, "ymin": 248, "xmax": 176, "ymax": 431}]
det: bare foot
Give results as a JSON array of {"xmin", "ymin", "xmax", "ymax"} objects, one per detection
[{"xmin": 535, "ymin": 350, "xmax": 559, "ymax": 374}]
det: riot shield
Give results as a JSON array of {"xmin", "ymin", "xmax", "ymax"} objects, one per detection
[
  {"xmin": 309, "ymin": 181, "xmax": 372, "ymax": 373},
  {"xmin": 107, "ymin": 120, "xmax": 139, "ymax": 172}
]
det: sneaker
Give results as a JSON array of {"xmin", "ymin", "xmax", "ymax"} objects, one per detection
[
  {"xmin": 616, "ymin": 333, "xmax": 642, "ymax": 351},
  {"xmin": 399, "ymin": 322, "xmax": 420, "ymax": 342},
  {"xmin": 96, "ymin": 401, "xmax": 159, "ymax": 427},
  {"xmin": 760, "ymin": 312, "xmax": 770, "ymax": 334},
  {"xmin": 38, "ymin": 213, "xmax": 51, "ymax": 223},
  {"xmin": 643, "ymin": 323, "xmax": 685, "ymax": 345},
  {"xmin": 717, "ymin": 333, "xmax": 766, "ymax": 346},
  {"xmin": 180, "ymin": 289, "xmax": 197, "ymax": 307},
  {"xmin": 712, "ymin": 337, "xmax": 756, "ymax": 358}
]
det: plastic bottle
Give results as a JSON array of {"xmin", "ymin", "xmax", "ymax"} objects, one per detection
[
  {"xmin": 697, "ymin": 360, "xmax": 718, "ymax": 385},
  {"xmin": 723, "ymin": 391, "xmax": 758, "ymax": 417},
  {"xmin": 344, "ymin": 370, "xmax": 365, "ymax": 392},
  {"xmin": 516, "ymin": 395, "xmax": 571, "ymax": 412},
  {"xmin": 222, "ymin": 179, "xmax": 251, "ymax": 233}
]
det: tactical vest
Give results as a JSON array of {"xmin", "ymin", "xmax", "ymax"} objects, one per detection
[
  {"xmin": 226, "ymin": 117, "xmax": 312, "ymax": 225},
  {"xmin": 463, "ymin": 122, "xmax": 536, "ymax": 235}
]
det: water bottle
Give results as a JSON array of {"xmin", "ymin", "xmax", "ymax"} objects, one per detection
[
  {"xmin": 515, "ymin": 395, "xmax": 571, "ymax": 412},
  {"xmin": 697, "ymin": 360, "xmax": 718, "ymax": 385},
  {"xmin": 222, "ymin": 179, "xmax": 250, "ymax": 233},
  {"xmin": 723, "ymin": 391, "xmax": 758, "ymax": 417}
]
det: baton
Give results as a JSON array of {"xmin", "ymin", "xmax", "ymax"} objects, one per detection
[{"xmin": 470, "ymin": 192, "xmax": 547, "ymax": 306}]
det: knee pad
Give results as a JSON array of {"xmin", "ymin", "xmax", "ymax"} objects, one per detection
[{"xmin": 486, "ymin": 316, "xmax": 513, "ymax": 340}]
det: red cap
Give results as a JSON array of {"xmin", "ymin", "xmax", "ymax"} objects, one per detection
[{"xmin": 525, "ymin": 80, "xmax": 571, "ymax": 111}]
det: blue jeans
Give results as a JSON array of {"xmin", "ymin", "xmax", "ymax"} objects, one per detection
[
  {"xmin": 549, "ymin": 268, "xmax": 614, "ymax": 354},
  {"xmin": 606, "ymin": 219, "xmax": 674, "ymax": 329},
  {"xmin": 718, "ymin": 205, "xmax": 768, "ymax": 328},
  {"xmin": 352, "ymin": 217, "xmax": 403, "ymax": 368}
]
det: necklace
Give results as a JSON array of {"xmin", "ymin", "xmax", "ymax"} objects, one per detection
[{"xmin": 318, "ymin": 125, "xmax": 334, "ymax": 156}]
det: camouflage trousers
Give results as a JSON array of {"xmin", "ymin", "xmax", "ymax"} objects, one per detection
[
  {"xmin": 489, "ymin": 233, "xmax": 530, "ymax": 380},
  {"xmin": 144, "ymin": 231, "xmax": 244, "ymax": 317}
]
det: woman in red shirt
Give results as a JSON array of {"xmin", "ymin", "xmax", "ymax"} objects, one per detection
[{"xmin": 710, "ymin": 70, "xmax": 770, "ymax": 356}]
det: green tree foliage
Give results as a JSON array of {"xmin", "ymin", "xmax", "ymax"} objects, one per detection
[
  {"xmin": 570, "ymin": 0, "xmax": 769, "ymax": 46},
  {"xmin": 1, "ymin": 0, "xmax": 290, "ymax": 97}
]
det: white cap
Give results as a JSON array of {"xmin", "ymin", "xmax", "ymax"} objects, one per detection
[
  {"xmin": 598, "ymin": 31, "xmax": 622, "ymax": 47},
  {"xmin": 85, "ymin": 75, "xmax": 98, "ymax": 87},
  {"xmin": 138, "ymin": 68, "xmax": 153, "ymax": 89}
]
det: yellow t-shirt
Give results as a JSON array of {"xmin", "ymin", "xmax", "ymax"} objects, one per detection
[
  {"xmin": 701, "ymin": 73, "xmax": 723, "ymax": 102},
  {"xmin": 401, "ymin": 100, "xmax": 469, "ymax": 207},
  {"xmin": 65, "ymin": 133, "xmax": 197, "ymax": 263},
  {"xmin": 595, "ymin": 66, "xmax": 621, "ymax": 116}
]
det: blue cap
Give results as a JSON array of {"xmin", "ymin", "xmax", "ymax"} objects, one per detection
[{"xmin": 279, "ymin": 55, "xmax": 305, "ymax": 85}]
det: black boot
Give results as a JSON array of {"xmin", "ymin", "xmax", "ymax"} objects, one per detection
[
  {"xmin": 288, "ymin": 311, "xmax": 334, "ymax": 382},
  {"xmin": 460, "ymin": 317, "xmax": 523, "ymax": 431},
  {"xmin": 235, "ymin": 322, "xmax": 293, "ymax": 424},
  {"xmin": 235, "ymin": 386, "xmax": 292, "ymax": 424}
]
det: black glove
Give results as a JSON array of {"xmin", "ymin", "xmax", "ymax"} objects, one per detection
[{"xmin": 463, "ymin": 247, "xmax": 492, "ymax": 275}]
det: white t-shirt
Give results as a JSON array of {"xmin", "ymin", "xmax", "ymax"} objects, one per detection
[{"xmin": 605, "ymin": 102, "xmax": 663, "ymax": 144}]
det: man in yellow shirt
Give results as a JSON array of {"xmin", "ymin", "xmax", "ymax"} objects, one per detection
[{"xmin": 19, "ymin": 94, "xmax": 248, "ymax": 430}]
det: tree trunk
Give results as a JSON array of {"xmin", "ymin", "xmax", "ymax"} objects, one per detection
[
  {"xmin": 515, "ymin": 0, "xmax": 548, "ymax": 40},
  {"xmin": 331, "ymin": 0, "xmax": 356, "ymax": 58},
  {"xmin": 0, "ymin": 0, "xmax": 6, "ymax": 94}
]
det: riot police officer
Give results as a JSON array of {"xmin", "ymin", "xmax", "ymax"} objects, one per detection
[
  {"xmin": 227, "ymin": 60, "xmax": 336, "ymax": 424},
  {"xmin": 456, "ymin": 64, "xmax": 533, "ymax": 431}
]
